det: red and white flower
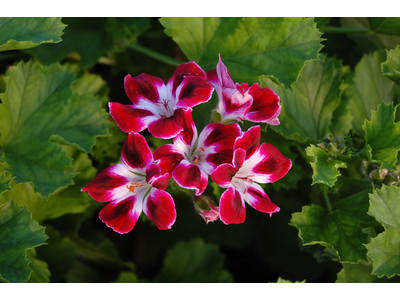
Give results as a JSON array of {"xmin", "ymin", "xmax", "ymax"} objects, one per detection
[
  {"xmin": 81, "ymin": 132, "xmax": 176, "ymax": 233},
  {"xmin": 211, "ymin": 126, "xmax": 291, "ymax": 225},
  {"xmin": 109, "ymin": 62, "xmax": 214, "ymax": 139},
  {"xmin": 206, "ymin": 55, "xmax": 281, "ymax": 125},
  {"xmin": 154, "ymin": 109, "xmax": 241, "ymax": 196}
]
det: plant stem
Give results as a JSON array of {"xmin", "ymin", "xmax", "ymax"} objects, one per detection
[
  {"xmin": 336, "ymin": 176, "xmax": 372, "ymax": 186},
  {"xmin": 320, "ymin": 26, "xmax": 374, "ymax": 35},
  {"xmin": 128, "ymin": 43, "xmax": 186, "ymax": 67},
  {"xmin": 322, "ymin": 190, "xmax": 332, "ymax": 211}
]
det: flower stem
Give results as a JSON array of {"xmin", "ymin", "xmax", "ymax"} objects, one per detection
[
  {"xmin": 128, "ymin": 43, "xmax": 186, "ymax": 67},
  {"xmin": 322, "ymin": 190, "xmax": 332, "ymax": 211},
  {"xmin": 320, "ymin": 26, "xmax": 374, "ymax": 35}
]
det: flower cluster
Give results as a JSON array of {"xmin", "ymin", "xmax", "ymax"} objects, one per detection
[{"xmin": 82, "ymin": 56, "xmax": 291, "ymax": 233}]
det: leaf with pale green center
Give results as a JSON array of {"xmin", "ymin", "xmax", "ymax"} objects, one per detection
[
  {"xmin": 0, "ymin": 17, "xmax": 66, "ymax": 52},
  {"xmin": 0, "ymin": 199, "xmax": 48, "ymax": 283},
  {"xmin": 365, "ymin": 185, "xmax": 400, "ymax": 278},
  {"xmin": 305, "ymin": 144, "xmax": 347, "ymax": 187},
  {"xmin": 290, "ymin": 189, "xmax": 373, "ymax": 263},
  {"xmin": 382, "ymin": 45, "xmax": 400, "ymax": 86},
  {"xmin": 160, "ymin": 17, "xmax": 323, "ymax": 89},
  {"xmin": 155, "ymin": 238, "xmax": 234, "ymax": 283},
  {"xmin": 0, "ymin": 60, "xmax": 109, "ymax": 198},
  {"xmin": 363, "ymin": 102, "xmax": 400, "ymax": 171},
  {"xmin": 0, "ymin": 147, "xmax": 97, "ymax": 222},
  {"xmin": 261, "ymin": 55, "xmax": 343, "ymax": 143},
  {"xmin": 27, "ymin": 249, "xmax": 50, "ymax": 283},
  {"xmin": 344, "ymin": 51, "xmax": 400, "ymax": 135}
]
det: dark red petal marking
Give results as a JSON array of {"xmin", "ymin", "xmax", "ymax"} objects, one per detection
[
  {"xmin": 122, "ymin": 132, "xmax": 153, "ymax": 170},
  {"xmin": 108, "ymin": 102, "xmax": 155, "ymax": 133},
  {"xmin": 245, "ymin": 83, "xmax": 281, "ymax": 123},
  {"xmin": 203, "ymin": 123, "xmax": 241, "ymax": 148},
  {"xmin": 233, "ymin": 148, "xmax": 246, "ymax": 169},
  {"xmin": 146, "ymin": 163, "xmax": 161, "ymax": 184},
  {"xmin": 82, "ymin": 165, "xmax": 129, "ymax": 202},
  {"xmin": 236, "ymin": 82, "xmax": 249, "ymax": 94},
  {"xmin": 176, "ymin": 76, "xmax": 213, "ymax": 108},
  {"xmin": 211, "ymin": 164, "xmax": 237, "ymax": 187},
  {"xmin": 168, "ymin": 62, "xmax": 206, "ymax": 97},
  {"xmin": 144, "ymin": 189, "xmax": 176, "ymax": 230},
  {"xmin": 206, "ymin": 149, "xmax": 235, "ymax": 169},
  {"xmin": 172, "ymin": 161, "xmax": 208, "ymax": 196},
  {"xmin": 153, "ymin": 144, "xmax": 184, "ymax": 175},
  {"xmin": 173, "ymin": 108, "xmax": 195, "ymax": 146},
  {"xmin": 124, "ymin": 73, "xmax": 164, "ymax": 104},
  {"xmin": 245, "ymin": 186, "xmax": 280, "ymax": 215},
  {"xmin": 150, "ymin": 173, "xmax": 169, "ymax": 190},
  {"xmin": 148, "ymin": 115, "xmax": 183, "ymax": 139},
  {"xmin": 253, "ymin": 143, "xmax": 292, "ymax": 183},
  {"xmin": 234, "ymin": 125, "xmax": 261, "ymax": 159},
  {"xmin": 219, "ymin": 187, "xmax": 246, "ymax": 225},
  {"xmin": 99, "ymin": 196, "xmax": 140, "ymax": 234}
]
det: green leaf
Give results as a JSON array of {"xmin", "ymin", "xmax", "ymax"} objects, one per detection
[
  {"xmin": 275, "ymin": 277, "xmax": 306, "ymax": 283},
  {"xmin": 0, "ymin": 163, "xmax": 13, "ymax": 196},
  {"xmin": 0, "ymin": 17, "xmax": 66, "ymax": 52},
  {"xmin": 345, "ymin": 51, "xmax": 400, "ymax": 135},
  {"xmin": 160, "ymin": 17, "xmax": 323, "ymax": 89},
  {"xmin": 0, "ymin": 147, "xmax": 97, "ymax": 222},
  {"xmin": 111, "ymin": 272, "xmax": 141, "ymax": 283},
  {"xmin": 341, "ymin": 18, "xmax": 400, "ymax": 51},
  {"xmin": 155, "ymin": 238, "xmax": 234, "ymax": 283},
  {"xmin": 336, "ymin": 260, "xmax": 376, "ymax": 283},
  {"xmin": 261, "ymin": 55, "xmax": 343, "ymax": 143},
  {"xmin": 0, "ymin": 60, "xmax": 109, "ymax": 198},
  {"xmin": 0, "ymin": 199, "xmax": 48, "ymax": 283},
  {"xmin": 305, "ymin": 144, "xmax": 347, "ymax": 187},
  {"xmin": 382, "ymin": 45, "xmax": 400, "ymax": 86},
  {"xmin": 290, "ymin": 189, "xmax": 372, "ymax": 263},
  {"xmin": 365, "ymin": 185, "xmax": 400, "ymax": 278},
  {"xmin": 363, "ymin": 102, "xmax": 400, "ymax": 171},
  {"xmin": 27, "ymin": 249, "xmax": 51, "ymax": 283}
]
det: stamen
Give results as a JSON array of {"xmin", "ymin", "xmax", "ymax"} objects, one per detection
[
  {"xmin": 199, "ymin": 147, "xmax": 205, "ymax": 152},
  {"xmin": 194, "ymin": 158, "xmax": 199, "ymax": 165},
  {"xmin": 126, "ymin": 182, "xmax": 140, "ymax": 193}
]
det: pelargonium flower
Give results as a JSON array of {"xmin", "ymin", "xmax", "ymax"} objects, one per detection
[
  {"xmin": 193, "ymin": 195, "xmax": 220, "ymax": 224},
  {"xmin": 206, "ymin": 54, "xmax": 281, "ymax": 125},
  {"xmin": 211, "ymin": 126, "xmax": 291, "ymax": 225},
  {"xmin": 109, "ymin": 62, "xmax": 214, "ymax": 139},
  {"xmin": 154, "ymin": 109, "xmax": 241, "ymax": 196},
  {"xmin": 81, "ymin": 132, "xmax": 176, "ymax": 233}
]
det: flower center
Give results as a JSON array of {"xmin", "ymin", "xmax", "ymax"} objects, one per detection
[
  {"xmin": 191, "ymin": 146, "xmax": 206, "ymax": 165},
  {"xmin": 159, "ymin": 99, "xmax": 173, "ymax": 118},
  {"xmin": 126, "ymin": 182, "xmax": 140, "ymax": 193}
]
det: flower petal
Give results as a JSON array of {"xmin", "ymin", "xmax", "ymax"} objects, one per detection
[
  {"xmin": 216, "ymin": 54, "xmax": 235, "ymax": 90},
  {"xmin": 242, "ymin": 183, "xmax": 280, "ymax": 216},
  {"xmin": 233, "ymin": 148, "xmax": 246, "ymax": 169},
  {"xmin": 172, "ymin": 108, "xmax": 197, "ymax": 153},
  {"xmin": 122, "ymin": 132, "xmax": 153, "ymax": 171},
  {"xmin": 81, "ymin": 164, "xmax": 131, "ymax": 202},
  {"xmin": 244, "ymin": 83, "xmax": 281, "ymax": 124},
  {"xmin": 234, "ymin": 125, "xmax": 261, "ymax": 159},
  {"xmin": 108, "ymin": 102, "xmax": 157, "ymax": 133},
  {"xmin": 146, "ymin": 163, "xmax": 169, "ymax": 190},
  {"xmin": 153, "ymin": 144, "xmax": 184, "ymax": 175},
  {"xmin": 219, "ymin": 90, "xmax": 253, "ymax": 123},
  {"xmin": 147, "ymin": 108, "xmax": 188, "ymax": 139},
  {"xmin": 167, "ymin": 61, "xmax": 207, "ymax": 99},
  {"xmin": 219, "ymin": 187, "xmax": 246, "ymax": 225},
  {"xmin": 206, "ymin": 69, "xmax": 222, "ymax": 100},
  {"xmin": 143, "ymin": 189, "xmax": 176, "ymax": 230},
  {"xmin": 175, "ymin": 76, "xmax": 213, "ymax": 109},
  {"xmin": 99, "ymin": 195, "xmax": 142, "ymax": 234},
  {"xmin": 172, "ymin": 160, "xmax": 208, "ymax": 196},
  {"xmin": 124, "ymin": 73, "xmax": 166, "ymax": 105},
  {"xmin": 211, "ymin": 163, "xmax": 237, "ymax": 188}
]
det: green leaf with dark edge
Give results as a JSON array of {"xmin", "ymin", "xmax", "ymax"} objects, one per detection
[
  {"xmin": 363, "ymin": 102, "xmax": 400, "ymax": 171},
  {"xmin": 160, "ymin": 17, "xmax": 323, "ymax": 89},
  {"xmin": 261, "ymin": 55, "xmax": 343, "ymax": 144},
  {"xmin": 0, "ymin": 163, "xmax": 13, "ymax": 196},
  {"xmin": 382, "ymin": 45, "xmax": 400, "ymax": 86},
  {"xmin": 365, "ymin": 185, "xmax": 400, "ymax": 278},
  {"xmin": 0, "ymin": 146, "xmax": 97, "ymax": 222},
  {"xmin": 0, "ymin": 199, "xmax": 48, "ymax": 283},
  {"xmin": 344, "ymin": 51, "xmax": 400, "ymax": 136},
  {"xmin": 27, "ymin": 249, "xmax": 50, "ymax": 283},
  {"xmin": 275, "ymin": 277, "xmax": 306, "ymax": 283},
  {"xmin": 0, "ymin": 60, "xmax": 109, "ymax": 198},
  {"xmin": 290, "ymin": 189, "xmax": 373, "ymax": 263},
  {"xmin": 155, "ymin": 238, "xmax": 234, "ymax": 283},
  {"xmin": 0, "ymin": 17, "xmax": 66, "ymax": 52},
  {"xmin": 340, "ymin": 18, "xmax": 400, "ymax": 52},
  {"xmin": 305, "ymin": 144, "xmax": 347, "ymax": 187}
]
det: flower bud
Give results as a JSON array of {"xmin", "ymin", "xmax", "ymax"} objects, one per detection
[{"xmin": 194, "ymin": 195, "xmax": 219, "ymax": 224}]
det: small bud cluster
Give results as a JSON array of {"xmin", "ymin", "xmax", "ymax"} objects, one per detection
[
  {"xmin": 361, "ymin": 161, "xmax": 400, "ymax": 186},
  {"xmin": 317, "ymin": 134, "xmax": 353, "ymax": 160}
]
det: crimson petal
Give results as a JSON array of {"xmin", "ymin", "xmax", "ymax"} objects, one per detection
[
  {"xmin": 219, "ymin": 187, "xmax": 246, "ymax": 225},
  {"xmin": 172, "ymin": 160, "xmax": 208, "ymax": 196},
  {"xmin": 242, "ymin": 183, "xmax": 280, "ymax": 216},
  {"xmin": 109, "ymin": 102, "xmax": 156, "ymax": 133},
  {"xmin": 143, "ymin": 189, "xmax": 176, "ymax": 230},
  {"xmin": 147, "ymin": 108, "xmax": 188, "ymax": 139},
  {"xmin": 153, "ymin": 144, "xmax": 184, "ymax": 175},
  {"xmin": 234, "ymin": 125, "xmax": 261, "ymax": 159},
  {"xmin": 122, "ymin": 132, "xmax": 153, "ymax": 171},
  {"xmin": 211, "ymin": 163, "xmax": 237, "ymax": 188},
  {"xmin": 167, "ymin": 62, "xmax": 207, "ymax": 98},
  {"xmin": 175, "ymin": 76, "xmax": 213, "ymax": 109},
  {"xmin": 146, "ymin": 164, "xmax": 169, "ymax": 190},
  {"xmin": 124, "ymin": 73, "xmax": 165, "ymax": 105},
  {"xmin": 99, "ymin": 196, "xmax": 141, "ymax": 234}
]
